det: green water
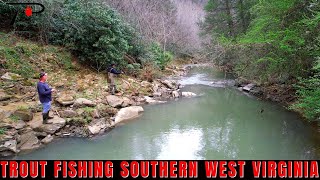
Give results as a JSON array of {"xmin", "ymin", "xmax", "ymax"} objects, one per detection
[{"xmin": 12, "ymin": 65, "xmax": 320, "ymax": 160}]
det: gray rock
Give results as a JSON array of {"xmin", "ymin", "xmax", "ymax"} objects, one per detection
[
  {"xmin": 14, "ymin": 110, "xmax": 33, "ymax": 122},
  {"xmin": 1, "ymin": 72, "xmax": 23, "ymax": 81},
  {"xmin": 18, "ymin": 131, "xmax": 41, "ymax": 152},
  {"xmin": 161, "ymin": 80, "xmax": 177, "ymax": 89},
  {"xmin": 41, "ymin": 135, "xmax": 54, "ymax": 144},
  {"xmin": 114, "ymin": 106, "xmax": 144, "ymax": 124},
  {"xmin": 106, "ymin": 95, "xmax": 124, "ymax": 108},
  {"xmin": 0, "ymin": 140, "xmax": 17, "ymax": 153},
  {"xmin": 0, "ymin": 91, "xmax": 12, "ymax": 101},
  {"xmin": 13, "ymin": 120, "xmax": 26, "ymax": 130},
  {"xmin": 243, "ymin": 83, "xmax": 256, "ymax": 92},
  {"xmin": 59, "ymin": 110, "xmax": 78, "ymax": 118},
  {"xmin": 144, "ymin": 96, "xmax": 166, "ymax": 104},
  {"xmin": 0, "ymin": 135, "xmax": 14, "ymax": 144},
  {"xmin": 87, "ymin": 118, "xmax": 109, "ymax": 135},
  {"xmin": 34, "ymin": 131, "xmax": 48, "ymax": 138},
  {"xmin": 172, "ymin": 91, "xmax": 180, "ymax": 98},
  {"xmin": 121, "ymin": 97, "xmax": 131, "ymax": 107},
  {"xmin": 90, "ymin": 109, "xmax": 100, "ymax": 119},
  {"xmin": 56, "ymin": 92, "xmax": 76, "ymax": 106},
  {"xmin": 34, "ymin": 116, "xmax": 66, "ymax": 134},
  {"xmin": 74, "ymin": 98, "xmax": 96, "ymax": 107}
]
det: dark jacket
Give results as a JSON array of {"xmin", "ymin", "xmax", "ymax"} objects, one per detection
[
  {"xmin": 107, "ymin": 67, "xmax": 121, "ymax": 75},
  {"xmin": 37, "ymin": 82, "xmax": 52, "ymax": 103}
]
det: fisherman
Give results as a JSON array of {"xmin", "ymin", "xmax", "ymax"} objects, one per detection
[
  {"xmin": 37, "ymin": 70, "xmax": 55, "ymax": 124},
  {"xmin": 107, "ymin": 63, "xmax": 122, "ymax": 95}
]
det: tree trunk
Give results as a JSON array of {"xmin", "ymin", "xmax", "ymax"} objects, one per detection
[{"xmin": 225, "ymin": 0, "xmax": 235, "ymax": 38}]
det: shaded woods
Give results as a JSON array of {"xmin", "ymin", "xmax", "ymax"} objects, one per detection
[
  {"xmin": 201, "ymin": 0, "xmax": 320, "ymax": 121},
  {"xmin": 0, "ymin": 0, "xmax": 205, "ymax": 77}
]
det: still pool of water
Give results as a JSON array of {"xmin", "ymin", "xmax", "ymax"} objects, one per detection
[{"xmin": 11, "ymin": 65, "xmax": 320, "ymax": 160}]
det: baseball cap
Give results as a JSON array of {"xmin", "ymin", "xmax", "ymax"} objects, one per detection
[{"xmin": 39, "ymin": 72, "xmax": 47, "ymax": 78}]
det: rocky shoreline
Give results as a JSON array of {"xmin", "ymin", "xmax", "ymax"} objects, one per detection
[
  {"xmin": 234, "ymin": 77, "xmax": 297, "ymax": 107},
  {"xmin": 0, "ymin": 65, "xmax": 197, "ymax": 157}
]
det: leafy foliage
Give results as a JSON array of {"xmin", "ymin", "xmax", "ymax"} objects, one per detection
[
  {"xmin": 203, "ymin": 0, "xmax": 320, "ymax": 120},
  {"xmin": 143, "ymin": 43, "xmax": 173, "ymax": 70},
  {"xmin": 49, "ymin": 0, "xmax": 134, "ymax": 72}
]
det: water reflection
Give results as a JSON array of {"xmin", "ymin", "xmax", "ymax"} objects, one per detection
[{"xmin": 156, "ymin": 128, "xmax": 204, "ymax": 160}]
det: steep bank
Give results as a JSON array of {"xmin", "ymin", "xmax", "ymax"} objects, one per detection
[{"xmin": 0, "ymin": 34, "xmax": 194, "ymax": 157}]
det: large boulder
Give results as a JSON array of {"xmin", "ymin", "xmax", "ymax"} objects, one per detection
[
  {"xmin": 18, "ymin": 131, "xmax": 41, "ymax": 152},
  {"xmin": 114, "ymin": 106, "xmax": 144, "ymax": 124},
  {"xmin": 1, "ymin": 72, "xmax": 23, "ymax": 81},
  {"xmin": 13, "ymin": 120, "xmax": 26, "ymax": 130},
  {"xmin": 106, "ymin": 95, "xmax": 123, "ymax": 108},
  {"xmin": 73, "ymin": 98, "xmax": 96, "ymax": 107},
  {"xmin": 0, "ymin": 91, "xmax": 12, "ymax": 101},
  {"xmin": 172, "ymin": 91, "xmax": 180, "ymax": 98},
  {"xmin": 144, "ymin": 96, "xmax": 166, "ymax": 104},
  {"xmin": 121, "ymin": 97, "xmax": 131, "ymax": 107},
  {"xmin": 59, "ymin": 110, "xmax": 78, "ymax": 118},
  {"xmin": 13, "ymin": 110, "xmax": 33, "ymax": 122},
  {"xmin": 243, "ymin": 83, "xmax": 256, "ymax": 92},
  {"xmin": 0, "ymin": 140, "xmax": 18, "ymax": 156},
  {"xmin": 41, "ymin": 135, "xmax": 54, "ymax": 144},
  {"xmin": 40, "ymin": 117, "xmax": 66, "ymax": 134},
  {"xmin": 160, "ymin": 80, "xmax": 177, "ymax": 89},
  {"xmin": 87, "ymin": 118, "xmax": 110, "ymax": 135},
  {"xmin": 56, "ymin": 91, "xmax": 76, "ymax": 106}
]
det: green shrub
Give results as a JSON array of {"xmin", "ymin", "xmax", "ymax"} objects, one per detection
[
  {"xmin": 290, "ymin": 60, "xmax": 320, "ymax": 121},
  {"xmin": 143, "ymin": 43, "xmax": 173, "ymax": 70},
  {"xmin": 50, "ymin": 0, "xmax": 134, "ymax": 72}
]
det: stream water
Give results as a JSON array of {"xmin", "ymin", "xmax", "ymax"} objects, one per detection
[{"xmin": 12, "ymin": 65, "xmax": 320, "ymax": 160}]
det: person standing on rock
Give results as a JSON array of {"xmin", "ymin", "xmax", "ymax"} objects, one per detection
[
  {"xmin": 37, "ymin": 71, "xmax": 55, "ymax": 124},
  {"xmin": 107, "ymin": 63, "xmax": 122, "ymax": 95}
]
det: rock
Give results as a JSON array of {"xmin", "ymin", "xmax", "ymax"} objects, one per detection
[
  {"xmin": 13, "ymin": 110, "xmax": 33, "ymax": 122},
  {"xmin": 0, "ymin": 105, "xmax": 17, "ymax": 120},
  {"xmin": 27, "ymin": 113, "xmax": 43, "ymax": 130},
  {"xmin": 1, "ymin": 72, "xmax": 23, "ymax": 81},
  {"xmin": 34, "ymin": 116, "xmax": 66, "ymax": 134},
  {"xmin": 161, "ymin": 80, "xmax": 177, "ymax": 89},
  {"xmin": 144, "ymin": 96, "xmax": 166, "ymax": 104},
  {"xmin": 56, "ymin": 91, "xmax": 76, "ymax": 106},
  {"xmin": 182, "ymin": 92, "xmax": 197, "ymax": 97},
  {"xmin": 0, "ymin": 135, "xmax": 14, "ymax": 144},
  {"xmin": 106, "ymin": 95, "xmax": 124, "ymax": 108},
  {"xmin": 243, "ymin": 83, "xmax": 256, "ymax": 92},
  {"xmin": 18, "ymin": 131, "xmax": 41, "ymax": 152},
  {"xmin": 18, "ymin": 127, "xmax": 33, "ymax": 134},
  {"xmin": 153, "ymin": 92, "xmax": 162, "ymax": 97},
  {"xmin": 90, "ymin": 109, "xmax": 100, "ymax": 119},
  {"xmin": 0, "ymin": 123, "xmax": 14, "ymax": 129},
  {"xmin": 34, "ymin": 131, "xmax": 47, "ymax": 138},
  {"xmin": 105, "ymin": 107, "xmax": 118, "ymax": 116},
  {"xmin": 172, "ymin": 91, "xmax": 180, "ymax": 98},
  {"xmin": 114, "ymin": 106, "xmax": 144, "ymax": 124},
  {"xmin": 74, "ymin": 98, "xmax": 96, "ymax": 107},
  {"xmin": 141, "ymin": 81, "xmax": 151, "ymax": 87},
  {"xmin": 0, "ymin": 140, "xmax": 17, "ymax": 154},
  {"xmin": 13, "ymin": 120, "xmax": 26, "ymax": 130},
  {"xmin": 59, "ymin": 110, "xmax": 78, "ymax": 118},
  {"xmin": 0, "ymin": 91, "xmax": 11, "ymax": 101},
  {"xmin": 41, "ymin": 135, "xmax": 54, "ymax": 144},
  {"xmin": 87, "ymin": 118, "xmax": 109, "ymax": 135},
  {"xmin": 121, "ymin": 97, "xmax": 131, "ymax": 107}
]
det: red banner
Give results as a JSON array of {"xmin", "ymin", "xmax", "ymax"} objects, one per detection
[{"xmin": 0, "ymin": 160, "xmax": 318, "ymax": 179}]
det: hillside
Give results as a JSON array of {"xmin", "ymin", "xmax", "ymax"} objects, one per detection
[{"xmin": 0, "ymin": 33, "xmax": 190, "ymax": 157}]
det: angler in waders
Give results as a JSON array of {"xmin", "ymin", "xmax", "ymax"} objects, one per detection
[
  {"xmin": 107, "ymin": 63, "xmax": 122, "ymax": 95},
  {"xmin": 37, "ymin": 71, "xmax": 55, "ymax": 124}
]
